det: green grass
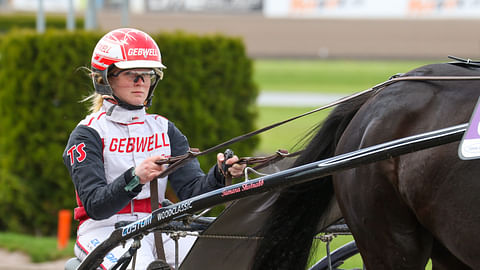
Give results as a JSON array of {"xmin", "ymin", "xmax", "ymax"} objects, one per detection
[
  {"xmin": 254, "ymin": 59, "xmax": 438, "ymax": 94},
  {"xmin": 253, "ymin": 59, "xmax": 439, "ymax": 153},
  {"xmin": 0, "ymin": 232, "xmax": 75, "ymax": 263},
  {"xmin": 255, "ymin": 106, "xmax": 332, "ymax": 154},
  {"xmin": 307, "ymin": 234, "xmax": 433, "ymax": 269},
  {"xmin": 308, "ymin": 235, "xmax": 362, "ymax": 268}
]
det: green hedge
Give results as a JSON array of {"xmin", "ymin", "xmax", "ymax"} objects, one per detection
[
  {"xmin": 0, "ymin": 29, "xmax": 258, "ymax": 235},
  {"xmin": 0, "ymin": 14, "xmax": 84, "ymax": 33}
]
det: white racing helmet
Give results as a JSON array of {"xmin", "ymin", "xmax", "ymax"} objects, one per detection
[{"xmin": 91, "ymin": 28, "xmax": 166, "ymax": 108}]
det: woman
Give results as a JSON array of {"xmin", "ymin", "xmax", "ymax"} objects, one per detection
[{"xmin": 63, "ymin": 28, "xmax": 245, "ymax": 270}]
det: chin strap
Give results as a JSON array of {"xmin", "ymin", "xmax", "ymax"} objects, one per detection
[{"xmin": 112, "ymin": 94, "xmax": 144, "ymax": 110}]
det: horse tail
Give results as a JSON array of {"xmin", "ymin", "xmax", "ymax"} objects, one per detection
[{"xmin": 252, "ymin": 92, "xmax": 372, "ymax": 270}]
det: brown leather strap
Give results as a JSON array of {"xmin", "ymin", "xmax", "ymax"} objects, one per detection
[
  {"xmin": 155, "ymin": 75, "xmax": 480, "ymax": 178},
  {"xmin": 150, "ymin": 179, "xmax": 167, "ymax": 262},
  {"xmin": 237, "ymin": 149, "xmax": 302, "ymax": 170}
]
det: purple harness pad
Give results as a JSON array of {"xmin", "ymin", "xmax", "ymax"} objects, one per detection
[{"xmin": 459, "ymin": 97, "xmax": 480, "ymax": 159}]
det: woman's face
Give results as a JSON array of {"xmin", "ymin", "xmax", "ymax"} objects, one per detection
[{"xmin": 108, "ymin": 68, "xmax": 155, "ymax": 106}]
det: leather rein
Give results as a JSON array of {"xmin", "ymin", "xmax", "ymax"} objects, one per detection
[{"xmin": 156, "ymin": 70, "xmax": 480, "ymax": 178}]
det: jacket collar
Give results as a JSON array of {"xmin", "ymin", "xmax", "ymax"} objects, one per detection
[{"xmin": 102, "ymin": 99, "xmax": 145, "ymax": 124}]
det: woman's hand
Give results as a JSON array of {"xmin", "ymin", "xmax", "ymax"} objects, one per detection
[
  {"xmin": 134, "ymin": 156, "xmax": 167, "ymax": 184},
  {"xmin": 217, "ymin": 153, "xmax": 246, "ymax": 178}
]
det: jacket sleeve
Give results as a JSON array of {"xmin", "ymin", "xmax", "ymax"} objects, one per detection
[
  {"xmin": 167, "ymin": 121, "xmax": 225, "ymax": 200},
  {"xmin": 63, "ymin": 125, "xmax": 143, "ymax": 220}
]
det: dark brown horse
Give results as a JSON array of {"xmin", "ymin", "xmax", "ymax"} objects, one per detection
[{"xmin": 251, "ymin": 62, "xmax": 480, "ymax": 269}]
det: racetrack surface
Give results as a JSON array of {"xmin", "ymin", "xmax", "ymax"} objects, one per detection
[
  {"xmin": 0, "ymin": 249, "xmax": 66, "ymax": 270},
  {"xmin": 98, "ymin": 12, "xmax": 480, "ymax": 60}
]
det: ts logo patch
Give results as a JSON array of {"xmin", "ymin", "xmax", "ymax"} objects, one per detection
[{"xmin": 67, "ymin": 143, "xmax": 87, "ymax": 165}]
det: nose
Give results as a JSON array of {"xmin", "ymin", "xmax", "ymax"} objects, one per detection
[{"xmin": 133, "ymin": 75, "xmax": 145, "ymax": 83}]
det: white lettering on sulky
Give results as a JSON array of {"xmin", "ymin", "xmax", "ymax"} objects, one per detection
[
  {"xmin": 157, "ymin": 201, "xmax": 193, "ymax": 222},
  {"xmin": 122, "ymin": 215, "xmax": 153, "ymax": 236}
]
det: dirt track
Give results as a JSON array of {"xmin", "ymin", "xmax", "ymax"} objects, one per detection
[
  {"xmin": 99, "ymin": 12, "xmax": 480, "ymax": 59},
  {"xmin": 0, "ymin": 249, "xmax": 66, "ymax": 270}
]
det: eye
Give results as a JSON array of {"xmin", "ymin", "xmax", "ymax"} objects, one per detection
[
  {"xmin": 123, "ymin": 71, "xmax": 135, "ymax": 79},
  {"xmin": 144, "ymin": 71, "xmax": 155, "ymax": 79}
]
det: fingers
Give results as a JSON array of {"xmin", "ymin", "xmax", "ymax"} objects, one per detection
[
  {"xmin": 225, "ymin": 155, "xmax": 239, "ymax": 165},
  {"xmin": 216, "ymin": 154, "xmax": 246, "ymax": 178},
  {"xmin": 228, "ymin": 162, "xmax": 246, "ymax": 178},
  {"xmin": 217, "ymin": 153, "xmax": 225, "ymax": 166},
  {"xmin": 135, "ymin": 156, "xmax": 167, "ymax": 184}
]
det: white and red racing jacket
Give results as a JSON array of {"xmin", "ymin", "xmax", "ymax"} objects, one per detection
[{"xmin": 63, "ymin": 100, "xmax": 225, "ymax": 224}]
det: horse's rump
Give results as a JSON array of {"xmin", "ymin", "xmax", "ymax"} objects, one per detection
[
  {"xmin": 334, "ymin": 62, "xmax": 480, "ymax": 269},
  {"xmin": 182, "ymin": 62, "xmax": 480, "ymax": 270}
]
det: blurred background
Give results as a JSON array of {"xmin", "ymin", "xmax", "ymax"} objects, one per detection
[
  {"xmin": 1, "ymin": 0, "xmax": 479, "ymax": 268},
  {"xmin": 3, "ymin": 0, "xmax": 480, "ymax": 58}
]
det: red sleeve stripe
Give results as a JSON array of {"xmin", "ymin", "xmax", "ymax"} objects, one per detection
[
  {"xmin": 86, "ymin": 117, "xmax": 95, "ymax": 126},
  {"xmin": 97, "ymin": 112, "xmax": 106, "ymax": 120},
  {"xmin": 85, "ymin": 112, "xmax": 106, "ymax": 126}
]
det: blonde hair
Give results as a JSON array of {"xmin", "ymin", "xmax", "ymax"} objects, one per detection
[
  {"xmin": 80, "ymin": 67, "xmax": 115, "ymax": 113},
  {"xmin": 82, "ymin": 92, "xmax": 105, "ymax": 113}
]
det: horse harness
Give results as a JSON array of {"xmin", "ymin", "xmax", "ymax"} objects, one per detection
[{"xmin": 150, "ymin": 56, "xmax": 480, "ymax": 261}]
